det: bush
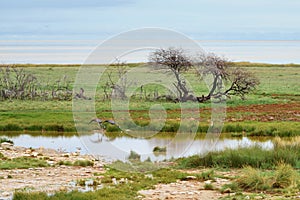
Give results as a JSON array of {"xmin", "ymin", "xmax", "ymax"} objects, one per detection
[
  {"xmin": 0, "ymin": 137, "xmax": 14, "ymax": 144},
  {"xmin": 58, "ymin": 160, "xmax": 73, "ymax": 166},
  {"xmin": 153, "ymin": 146, "xmax": 166, "ymax": 153},
  {"xmin": 220, "ymin": 182, "xmax": 240, "ymax": 193},
  {"xmin": 128, "ymin": 150, "xmax": 141, "ymax": 161},
  {"xmin": 237, "ymin": 166, "xmax": 269, "ymax": 191},
  {"xmin": 73, "ymin": 160, "xmax": 94, "ymax": 167},
  {"xmin": 237, "ymin": 163, "xmax": 299, "ymax": 192},
  {"xmin": 204, "ymin": 183, "xmax": 214, "ymax": 190},
  {"xmin": 272, "ymin": 162, "xmax": 298, "ymax": 188}
]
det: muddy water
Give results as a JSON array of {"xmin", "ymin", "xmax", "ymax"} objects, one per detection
[{"xmin": 1, "ymin": 132, "xmax": 273, "ymax": 162}]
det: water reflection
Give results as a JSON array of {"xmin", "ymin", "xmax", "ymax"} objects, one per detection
[
  {"xmin": 82, "ymin": 133, "xmax": 273, "ymax": 162},
  {"xmin": 1, "ymin": 132, "xmax": 273, "ymax": 162}
]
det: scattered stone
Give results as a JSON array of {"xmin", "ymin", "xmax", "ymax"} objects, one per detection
[
  {"xmin": 1, "ymin": 191, "xmax": 10, "ymax": 197},
  {"xmin": 59, "ymin": 186, "xmax": 67, "ymax": 191},
  {"xmin": 119, "ymin": 178, "xmax": 128, "ymax": 184},
  {"xmin": 31, "ymin": 152, "xmax": 39, "ymax": 157},
  {"xmin": 145, "ymin": 174, "xmax": 153, "ymax": 179},
  {"xmin": 62, "ymin": 153, "xmax": 70, "ymax": 157},
  {"xmin": 254, "ymin": 196, "xmax": 263, "ymax": 199},
  {"xmin": 112, "ymin": 178, "xmax": 118, "ymax": 185},
  {"xmin": 222, "ymin": 188, "xmax": 232, "ymax": 193},
  {"xmin": 184, "ymin": 175, "xmax": 197, "ymax": 180},
  {"xmin": 47, "ymin": 161, "xmax": 55, "ymax": 165},
  {"xmin": 1, "ymin": 142, "xmax": 13, "ymax": 150},
  {"xmin": 25, "ymin": 149, "xmax": 32, "ymax": 154}
]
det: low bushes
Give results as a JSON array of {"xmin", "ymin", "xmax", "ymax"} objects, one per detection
[{"xmin": 237, "ymin": 163, "xmax": 299, "ymax": 191}]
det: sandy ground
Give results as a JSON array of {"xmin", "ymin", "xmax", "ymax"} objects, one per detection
[{"xmin": 0, "ymin": 143, "xmax": 106, "ymax": 199}]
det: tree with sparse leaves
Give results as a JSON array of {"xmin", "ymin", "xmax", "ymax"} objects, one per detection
[
  {"xmin": 196, "ymin": 53, "xmax": 259, "ymax": 102},
  {"xmin": 149, "ymin": 47, "xmax": 195, "ymax": 102},
  {"xmin": 149, "ymin": 48, "xmax": 259, "ymax": 103}
]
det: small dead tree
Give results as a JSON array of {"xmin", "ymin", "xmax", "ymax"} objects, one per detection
[
  {"xmin": 196, "ymin": 53, "xmax": 259, "ymax": 102},
  {"xmin": 0, "ymin": 66, "xmax": 38, "ymax": 100},
  {"xmin": 107, "ymin": 60, "xmax": 133, "ymax": 100},
  {"xmin": 149, "ymin": 47, "xmax": 195, "ymax": 102}
]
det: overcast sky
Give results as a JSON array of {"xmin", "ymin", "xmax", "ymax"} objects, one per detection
[{"xmin": 1, "ymin": 0, "xmax": 300, "ymax": 40}]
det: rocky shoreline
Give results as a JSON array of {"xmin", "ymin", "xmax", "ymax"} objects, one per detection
[{"xmin": 0, "ymin": 142, "xmax": 106, "ymax": 200}]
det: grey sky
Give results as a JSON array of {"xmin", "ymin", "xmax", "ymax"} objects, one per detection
[{"xmin": 1, "ymin": 0, "xmax": 300, "ymax": 40}]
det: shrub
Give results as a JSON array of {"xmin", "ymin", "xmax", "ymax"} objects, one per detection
[
  {"xmin": 204, "ymin": 183, "xmax": 214, "ymax": 190},
  {"xmin": 128, "ymin": 150, "xmax": 141, "ymax": 161},
  {"xmin": 237, "ymin": 166, "xmax": 269, "ymax": 191},
  {"xmin": 0, "ymin": 137, "xmax": 14, "ymax": 144},
  {"xmin": 153, "ymin": 146, "xmax": 167, "ymax": 153},
  {"xmin": 73, "ymin": 160, "xmax": 94, "ymax": 167},
  {"xmin": 58, "ymin": 160, "xmax": 73, "ymax": 166},
  {"xmin": 196, "ymin": 170, "xmax": 215, "ymax": 181},
  {"xmin": 220, "ymin": 182, "xmax": 239, "ymax": 193},
  {"xmin": 272, "ymin": 162, "xmax": 298, "ymax": 188}
]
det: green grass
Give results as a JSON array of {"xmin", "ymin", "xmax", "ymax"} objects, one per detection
[
  {"xmin": 73, "ymin": 160, "xmax": 94, "ymax": 167},
  {"xmin": 176, "ymin": 137, "xmax": 300, "ymax": 169},
  {"xmin": 237, "ymin": 163, "xmax": 299, "ymax": 191},
  {"xmin": 57, "ymin": 160, "xmax": 93, "ymax": 167},
  {"xmin": 0, "ymin": 156, "xmax": 48, "ymax": 169},
  {"xmin": 0, "ymin": 65, "xmax": 298, "ymax": 136}
]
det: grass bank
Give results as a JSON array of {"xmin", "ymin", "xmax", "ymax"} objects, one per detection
[
  {"xmin": 0, "ymin": 156, "xmax": 48, "ymax": 169},
  {"xmin": 177, "ymin": 137, "xmax": 300, "ymax": 169}
]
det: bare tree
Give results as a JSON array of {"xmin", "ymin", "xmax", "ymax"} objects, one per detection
[
  {"xmin": 0, "ymin": 65, "xmax": 74, "ymax": 101},
  {"xmin": 107, "ymin": 59, "xmax": 134, "ymax": 100},
  {"xmin": 149, "ymin": 47, "xmax": 195, "ymax": 102},
  {"xmin": 196, "ymin": 53, "xmax": 259, "ymax": 102},
  {"xmin": 149, "ymin": 48, "xmax": 259, "ymax": 103}
]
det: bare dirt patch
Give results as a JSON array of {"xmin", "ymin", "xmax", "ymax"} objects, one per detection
[
  {"xmin": 227, "ymin": 103, "xmax": 300, "ymax": 122},
  {"xmin": 0, "ymin": 144, "xmax": 106, "ymax": 199}
]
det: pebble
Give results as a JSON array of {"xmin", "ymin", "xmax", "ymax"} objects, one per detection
[
  {"xmin": 25, "ymin": 149, "xmax": 32, "ymax": 154},
  {"xmin": 1, "ymin": 142, "xmax": 13, "ymax": 147},
  {"xmin": 31, "ymin": 152, "xmax": 39, "ymax": 157},
  {"xmin": 254, "ymin": 196, "xmax": 263, "ymax": 199},
  {"xmin": 112, "ymin": 178, "xmax": 118, "ymax": 185},
  {"xmin": 1, "ymin": 192, "xmax": 10, "ymax": 197},
  {"xmin": 185, "ymin": 175, "xmax": 197, "ymax": 180},
  {"xmin": 145, "ymin": 174, "xmax": 154, "ymax": 179}
]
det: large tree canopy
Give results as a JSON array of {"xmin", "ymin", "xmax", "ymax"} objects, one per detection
[
  {"xmin": 149, "ymin": 48, "xmax": 259, "ymax": 103},
  {"xmin": 149, "ymin": 47, "xmax": 194, "ymax": 102}
]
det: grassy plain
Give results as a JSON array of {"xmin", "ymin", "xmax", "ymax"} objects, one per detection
[{"xmin": 0, "ymin": 63, "xmax": 299, "ymax": 136}]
